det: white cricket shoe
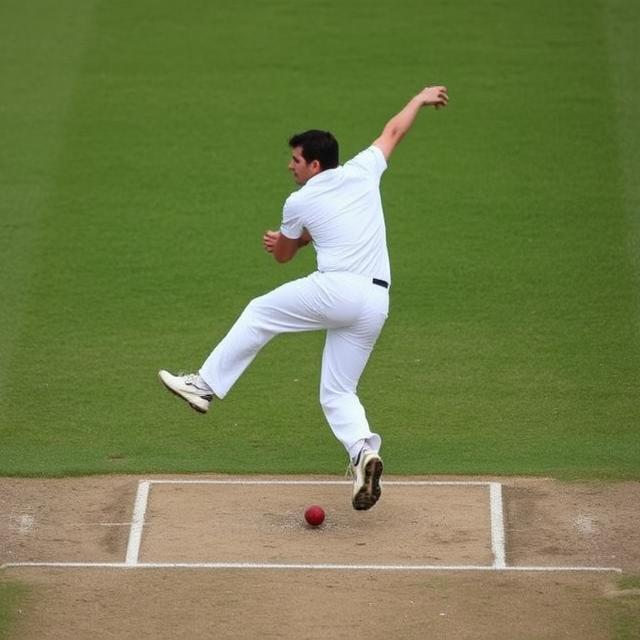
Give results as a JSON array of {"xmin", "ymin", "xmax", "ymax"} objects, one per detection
[
  {"xmin": 158, "ymin": 370, "xmax": 213, "ymax": 414},
  {"xmin": 351, "ymin": 449, "xmax": 383, "ymax": 511}
]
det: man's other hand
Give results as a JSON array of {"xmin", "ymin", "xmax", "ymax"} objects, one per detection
[{"xmin": 263, "ymin": 230, "xmax": 280, "ymax": 253}]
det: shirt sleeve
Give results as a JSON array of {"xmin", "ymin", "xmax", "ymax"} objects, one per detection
[
  {"xmin": 280, "ymin": 194, "xmax": 303, "ymax": 239},
  {"xmin": 343, "ymin": 145, "xmax": 387, "ymax": 181}
]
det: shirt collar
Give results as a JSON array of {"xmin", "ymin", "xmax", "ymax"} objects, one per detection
[{"xmin": 306, "ymin": 166, "xmax": 341, "ymax": 185}]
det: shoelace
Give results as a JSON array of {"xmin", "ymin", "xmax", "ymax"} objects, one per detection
[
  {"xmin": 344, "ymin": 462, "xmax": 355, "ymax": 480},
  {"xmin": 345, "ymin": 449, "xmax": 376, "ymax": 479},
  {"xmin": 181, "ymin": 373, "xmax": 212, "ymax": 397},
  {"xmin": 345, "ymin": 451, "xmax": 364, "ymax": 479}
]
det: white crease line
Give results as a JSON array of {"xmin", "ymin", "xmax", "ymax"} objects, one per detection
[
  {"xmin": 64, "ymin": 523, "xmax": 134, "ymax": 527},
  {"xmin": 5, "ymin": 522, "xmax": 133, "ymax": 528},
  {"xmin": 0, "ymin": 561, "xmax": 622, "ymax": 573},
  {"xmin": 2, "ymin": 563, "xmax": 129, "ymax": 569},
  {"xmin": 147, "ymin": 479, "xmax": 493, "ymax": 486},
  {"xmin": 498, "ymin": 566, "xmax": 623, "ymax": 573},
  {"xmin": 489, "ymin": 483, "xmax": 506, "ymax": 569},
  {"xmin": 125, "ymin": 480, "xmax": 150, "ymax": 566}
]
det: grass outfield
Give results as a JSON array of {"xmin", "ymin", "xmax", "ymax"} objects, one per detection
[
  {"xmin": 613, "ymin": 576, "xmax": 640, "ymax": 639},
  {"xmin": 0, "ymin": 581, "xmax": 27, "ymax": 640},
  {"xmin": 0, "ymin": 0, "xmax": 638, "ymax": 478}
]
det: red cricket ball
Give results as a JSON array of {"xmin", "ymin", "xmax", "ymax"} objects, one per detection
[{"xmin": 304, "ymin": 505, "xmax": 325, "ymax": 527}]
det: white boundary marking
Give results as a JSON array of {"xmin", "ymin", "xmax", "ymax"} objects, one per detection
[
  {"xmin": 489, "ymin": 482, "xmax": 506, "ymax": 569},
  {"xmin": 125, "ymin": 480, "xmax": 150, "ymax": 566},
  {"xmin": 148, "ymin": 479, "xmax": 492, "ymax": 486},
  {"xmin": 1, "ymin": 562, "xmax": 622, "ymax": 573},
  {"xmin": 0, "ymin": 478, "xmax": 623, "ymax": 574},
  {"xmin": 58, "ymin": 523, "xmax": 134, "ymax": 528}
]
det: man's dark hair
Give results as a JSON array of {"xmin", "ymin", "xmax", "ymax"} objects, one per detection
[{"xmin": 288, "ymin": 130, "xmax": 339, "ymax": 170}]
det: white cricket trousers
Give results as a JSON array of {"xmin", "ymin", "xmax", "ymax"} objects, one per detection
[{"xmin": 199, "ymin": 271, "xmax": 389, "ymax": 455}]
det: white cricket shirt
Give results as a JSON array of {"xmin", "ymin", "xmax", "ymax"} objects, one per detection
[{"xmin": 280, "ymin": 144, "xmax": 391, "ymax": 284}]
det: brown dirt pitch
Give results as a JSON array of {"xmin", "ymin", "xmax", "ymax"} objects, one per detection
[{"xmin": 1, "ymin": 475, "xmax": 639, "ymax": 639}]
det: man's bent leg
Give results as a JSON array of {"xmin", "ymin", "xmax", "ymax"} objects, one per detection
[{"xmin": 199, "ymin": 276, "xmax": 326, "ymax": 399}]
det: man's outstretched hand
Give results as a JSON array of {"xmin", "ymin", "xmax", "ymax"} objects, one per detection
[{"xmin": 417, "ymin": 85, "xmax": 449, "ymax": 108}]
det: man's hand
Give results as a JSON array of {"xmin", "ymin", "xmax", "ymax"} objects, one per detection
[
  {"xmin": 263, "ymin": 230, "xmax": 280, "ymax": 253},
  {"xmin": 416, "ymin": 85, "xmax": 448, "ymax": 109},
  {"xmin": 263, "ymin": 228, "xmax": 312, "ymax": 256},
  {"xmin": 263, "ymin": 229, "xmax": 305, "ymax": 263}
]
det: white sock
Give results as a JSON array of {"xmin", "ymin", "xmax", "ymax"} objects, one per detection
[
  {"xmin": 194, "ymin": 374, "xmax": 213, "ymax": 393},
  {"xmin": 349, "ymin": 439, "xmax": 367, "ymax": 464}
]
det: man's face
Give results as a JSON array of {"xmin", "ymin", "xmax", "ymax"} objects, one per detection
[{"xmin": 288, "ymin": 146, "xmax": 321, "ymax": 185}]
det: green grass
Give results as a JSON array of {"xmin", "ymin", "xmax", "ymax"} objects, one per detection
[
  {"xmin": 618, "ymin": 577, "xmax": 640, "ymax": 591},
  {"xmin": 610, "ymin": 576, "xmax": 640, "ymax": 640},
  {"xmin": 0, "ymin": 582, "xmax": 27, "ymax": 640},
  {"xmin": 0, "ymin": 0, "xmax": 638, "ymax": 477}
]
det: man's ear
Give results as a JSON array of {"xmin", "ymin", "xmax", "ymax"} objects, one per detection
[{"xmin": 310, "ymin": 159, "xmax": 322, "ymax": 175}]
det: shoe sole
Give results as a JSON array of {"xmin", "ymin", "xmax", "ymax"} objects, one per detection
[
  {"xmin": 352, "ymin": 457, "xmax": 383, "ymax": 510},
  {"xmin": 158, "ymin": 373, "xmax": 209, "ymax": 414}
]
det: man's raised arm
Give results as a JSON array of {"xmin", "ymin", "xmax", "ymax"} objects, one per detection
[{"xmin": 373, "ymin": 85, "xmax": 448, "ymax": 160}]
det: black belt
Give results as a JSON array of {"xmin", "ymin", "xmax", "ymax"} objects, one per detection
[{"xmin": 372, "ymin": 278, "xmax": 389, "ymax": 289}]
